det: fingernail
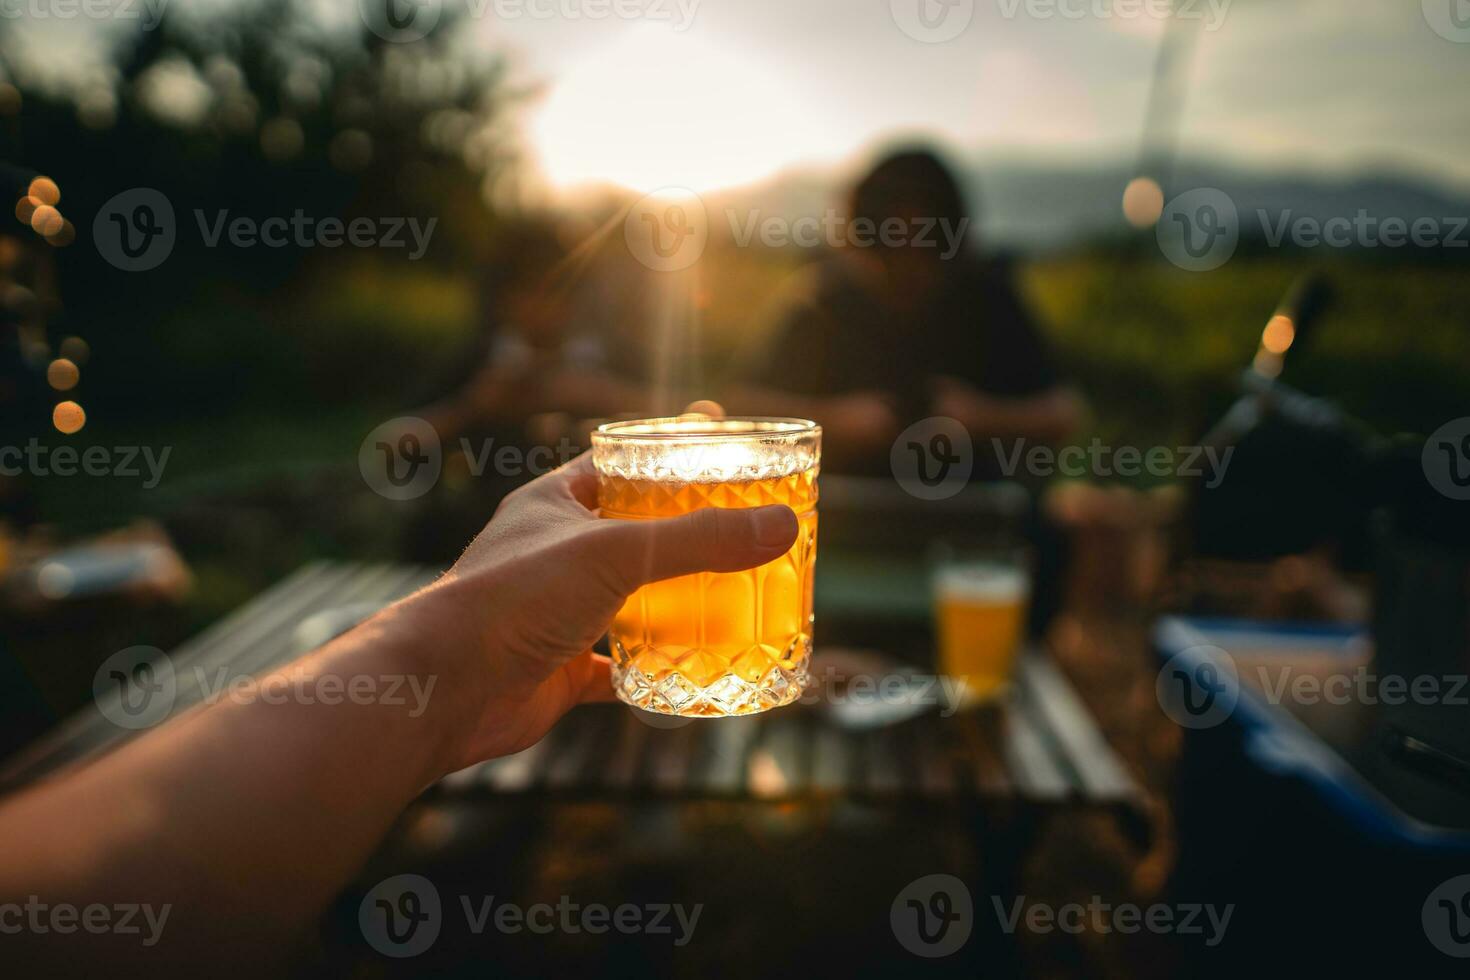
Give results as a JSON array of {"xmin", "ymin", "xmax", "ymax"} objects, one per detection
[{"xmin": 751, "ymin": 506, "xmax": 798, "ymax": 549}]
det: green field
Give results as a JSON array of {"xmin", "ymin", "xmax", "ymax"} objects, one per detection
[
  {"xmin": 1022, "ymin": 252, "xmax": 1470, "ymax": 446},
  {"xmin": 29, "ymin": 248, "xmax": 1470, "ymax": 529},
  {"xmin": 16, "ymin": 247, "xmax": 1468, "ymax": 630}
]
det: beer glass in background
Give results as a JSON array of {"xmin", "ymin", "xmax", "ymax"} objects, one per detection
[
  {"xmin": 933, "ymin": 550, "xmax": 1031, "ymax": 706},
  {"xmin": 592, "ymin": 417, "xmax": 820, "ymax": 717}
]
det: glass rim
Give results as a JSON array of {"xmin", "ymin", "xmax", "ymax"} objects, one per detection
[{"xmin": 592, "ymin": 416, "xmax": 820, "ymax": 442}]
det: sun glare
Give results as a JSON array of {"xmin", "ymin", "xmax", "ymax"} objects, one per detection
[{"xmin": 530, "ymin": 26, "xmax": 835, "ymax": 195}]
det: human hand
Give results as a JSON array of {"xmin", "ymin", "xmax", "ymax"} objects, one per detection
[
  {"xmin": 824, "ymin": 391, "xmax": 901, "ymax": 455},
  {"xmin": 932, "ymin": 375, "xmax": 1010, "ymax": 436},
  {"xmin": 932, "ymin": 375, "xmax": 1084, "ymax": 443},
  {"xmin": 830, "ymin": 391, "xmax": 899, "ymax": 431},
  {"xmin": 391, "ymin": 452, "xmax": 798, "ymax": 771}
]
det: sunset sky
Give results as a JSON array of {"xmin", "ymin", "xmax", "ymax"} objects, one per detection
[
  {"xmin": 7, "ymin": 0, "xmax": 1469, "ymax": 195},
  {"xmin": 486, "ymin": 0, "xmax": 1470, "ymax": 193}
]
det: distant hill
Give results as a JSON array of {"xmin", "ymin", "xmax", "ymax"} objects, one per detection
[{"xmin": 702, "ymin": 157, "xmax": 1470, "ymax": 253}]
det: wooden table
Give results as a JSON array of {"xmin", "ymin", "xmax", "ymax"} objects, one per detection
[
  {"xmin": 1, "ymin": 560, "xmax": 1153, "ymax": 973},
  {"xmin": 3, "ymin": 561, "xmax": 1142, "ymax": 820}
]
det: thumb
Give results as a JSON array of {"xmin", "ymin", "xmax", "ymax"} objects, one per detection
[{"xmin": 598, "ymin": 504, "xmax": 800, "ymax": 592}]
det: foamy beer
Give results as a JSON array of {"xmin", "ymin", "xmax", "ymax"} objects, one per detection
[
  {"xmin": 934, "ymin": 560, "xmax": 1030, "ymax": 705},
  {"xmin": 592, "ymin": 417, "xmax": 820, "ymax": 717}
]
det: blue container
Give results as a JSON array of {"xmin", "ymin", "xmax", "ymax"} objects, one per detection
[{"xmin": 1154, "ymin": 616, "xmax": 1470, "ymax": 976}]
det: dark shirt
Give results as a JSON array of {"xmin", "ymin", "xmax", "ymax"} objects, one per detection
[{"xmin": 758, "ymin": 254, "xmax": 1059, "ymax": 422}]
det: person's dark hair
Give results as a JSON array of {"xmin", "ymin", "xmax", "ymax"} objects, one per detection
[{"xmin": 849, "ymin": 147, "xmax": 971, "ymax": 237}]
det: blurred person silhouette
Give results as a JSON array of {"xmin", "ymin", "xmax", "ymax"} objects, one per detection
[
  {"xmin": 416, "ymin": 220, "xmax": 586, "ymax": 446},
  {"xmin": 415, "ymin": 219, "xmax": 668, "ymax": 452},
  {"xmin": 726, "ymin": 147, "xmax": 1083, "ymax": 474},
  {"xmin": 402, "ymin": 220, "xmax": 663, "ymax": 559}
]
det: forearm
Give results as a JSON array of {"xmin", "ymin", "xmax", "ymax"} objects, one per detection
[
  {"xmin": 0, "ymin": 450, "xmax": 791, "ymax": 974},
  {"xmin": 0, "ymin": 591, "xmax": 472, "ymax": 969}
]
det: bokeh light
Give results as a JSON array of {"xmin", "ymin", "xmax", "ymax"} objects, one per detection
[
  {"xmin": 77, "ymin": 87, "xmax": 118, "ymax": 130},
  {"xmin": 1262, "ymin": 314, "xmax": 1296, "ymax": 355},
  {"xmin": 47, "ymin": 358, "xmax": 79, "ymax": 391},
  {"xmin": 36, "ymin": 561, "xmax": 75, "ymax": 600},
  {"xmin": 329, "ymin": 129, "xmax": 373, "ymax": 171},
  {"xmin": 27, "ymin": 176, "xmax": 59, "ymax": 206},
  {"xmin": 59, "ymin": 336, "xmax": 90, "ymax": 364},
  {"xmin": 45, "ymin": 219, "xmax": 75, "ymax": 247},
  {"xmin": 261, "ymin": 117, "xmax": 305, "ymax": 161},
  {"xmin": 53, "ymin": 400, "xmax": 86, "ymax": 434},
  {"xmin": 29, "ymin": 204, "xmax": 62, "ymax": 237},
  {"xmin": 1122, "ymin": 177, "xmax": 1165, "ymax": 228}
]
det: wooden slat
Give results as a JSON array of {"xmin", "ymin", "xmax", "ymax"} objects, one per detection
[
  {"xmin": 863, "ymin": 727, "xmax": 907, "ymax": 796},
  {"xmin": 162, "ymin": 562, "xmax": 372, "ymax": 714},
  {"xmin": 172, "ymin": 563, "xmax": 369, "ymax": 694},
  {"xmin": 965, "ymin": 718, "xmax": 1013, "ymax": 796},
  {"xmin": 225, "ymin": 564, "xmax": 432, "ymax": 680},
  {"xmin": 747, "ymin": 714, "xmax": 805, "ymax": 799},
  {"xmin": 482, "ymin": 738, "xmax": 550, "ymax": 793},
  {"xmin": 161, "ymin": 562, "xmax": 340, "ymax": 666},
  {"xmin": 542, "ymin": 708, "xmax": 607, "ymax": 791},
  {"xmin": 1000, "ymin": 700, "xmax": 1072, "ymax": 801},
  {"xmin": 646, "ymin": 723, "xmax": 701, "ymax": 793},
  {"xmin": 1017, "ymin": 656, "xmax": 1139, "ymax": 804},
  {"xmin": 810, "ymin": 722, "xmax": 854, "ymax": 793},
  {"xmin": 169, "ymin": 564, "xmax": 440, "ymax": 733},
  {"xmin": 282, "ymin": 563, "xmax": 438, "ymax": 656},
  {"xmin": 0, "ymin": 563, "xmax": 345, "ymax": 787},
  {"xmin": 601, "ymin": 711, "xmax": 649, "ymax": 791},
  {"xmin": 440, "ymin": 762, "xmax": 488, "ymax": 791},
  {"xmin": 5, "ymin": 559, "xmax": 1141, "ymax": 813},
  {"xmin": 911, "ymin": 715, "xmax": 959, "ymax": 798},
  {"xmin": 697, "ymin": 715, "xmax": 761, "ymax": 794},
  {"xmin": 682, "ymin": 720, "xmax": 716, "ymax": 789}
]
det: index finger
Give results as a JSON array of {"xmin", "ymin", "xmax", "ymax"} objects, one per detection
[
  {"xmin": 553, "ymin": 451, "xmax": 601, "ymax": 510},
  {"xmin": 682, "ymin": 400, "xmax": 725, "ymax": 419}
]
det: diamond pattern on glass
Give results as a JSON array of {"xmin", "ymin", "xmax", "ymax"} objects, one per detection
[{"xmin": 594, "ymin": 418, "xmax": 819, "ymax": 718}]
